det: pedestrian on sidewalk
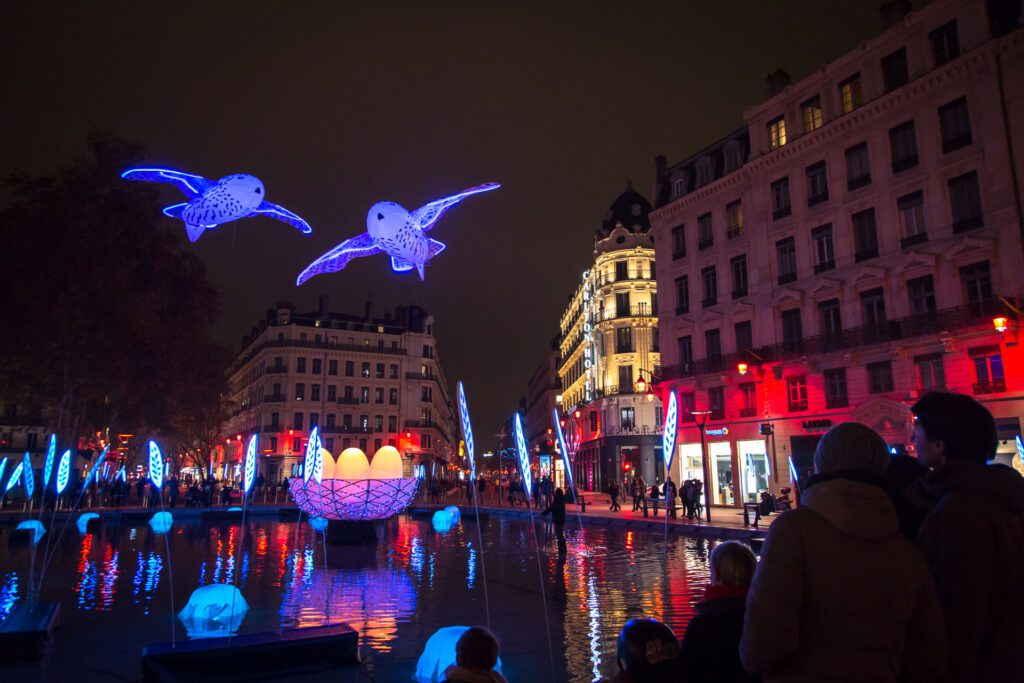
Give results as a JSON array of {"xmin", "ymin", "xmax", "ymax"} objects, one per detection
[
  {"xmin": 909, "ymin": 392, "xmax": 1024, "ymax": 682},
  {"xmin": 628, "ymin": 477, "xmax": 639, "ymax": 511},
  {"xmin": 679, "ymin": 541, "xmax": 758, "ymax": 683},
  {"xmin": 665, "ymin": 477, "xmax": 678, "ymax": 519},
  {"xmin": 609, "ymin": 480, "xmax": 621, "ymax": 511},
  {"xmin": 740, "ymin": 422, "xmax": 946, "ymax": 682},
  {"xmin": 541, "ymin": 487, "xmax": 567, "ymax": 554},
  {"xmin": 650, "ymin": 481, "xmax": 660, "ymax": 517}
]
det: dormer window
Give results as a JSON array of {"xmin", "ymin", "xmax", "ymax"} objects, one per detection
[
  {"xmin": 768, "ymin": 116, "xmax": 787, "ymax": 150},
  {"xmin": 695, "ymin": 156, "xmax": 714, "ymax": 187}
]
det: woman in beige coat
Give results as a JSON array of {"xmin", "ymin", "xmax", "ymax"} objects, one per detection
[{"xmin": 740, "ymin": 422, "xmax": 946, "ymax": 682}]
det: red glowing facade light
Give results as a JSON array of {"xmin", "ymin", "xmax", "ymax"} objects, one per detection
[{"xmin": 573, "ymin": 410, "xmax": 581, "ymax": 419}]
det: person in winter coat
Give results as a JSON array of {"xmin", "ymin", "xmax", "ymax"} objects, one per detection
[
  {"xmin": 542, "ymin": 487, "xmax": 568, "ymax": 553},
  {"xmin": 909, "ymin": 391, "xmax": 1024, "ymax": 682},
  {"xmin": 740, "ymin": 422, "xmax": 946, "ymax": 682},
  {"xmin": 679, "ymin": 541, "xmax": 758, "ymax": 683},
  {"xmin": 649, "ymin": 481, "xmax": 660, "ymax": 516},
  {"xmin": 609, "ymin": 480, "xmax": 621, "ymax": 511},
  {"xmin": 442, "ymin": 626, "xmax": 508, "ymax": 683},
  {"xmin": 882, "ymin": 449, "xmax": 930, "ymax": 540}
]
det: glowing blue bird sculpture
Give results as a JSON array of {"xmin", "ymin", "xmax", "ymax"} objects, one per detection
[
  {"xmin": 122, "ymin": 168, "xmax": 312, "ymax": 242},
  {"xmin": 297, "ymin": 183, "xmax": 499, "ymax": 284}
]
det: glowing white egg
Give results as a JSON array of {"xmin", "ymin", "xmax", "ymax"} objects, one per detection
[
  {"xmin": 336, "ymin": 448, "xmax": 370, "ymax": 479},
  {"xmin": 369, "ymin": 446, "xmax": 404, "ymax": 479},
  {"xmin": 320, "ymin": 448, "xmax": 337, "ymax": 480}
]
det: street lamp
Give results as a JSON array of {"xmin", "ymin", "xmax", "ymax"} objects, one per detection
[
  {"xmin": 691, "ymin": 410, "xmax": 713, "ymax": 523},
  {"xmin": 636, "ymin": 368, "xmax": 658, "ymax": 402}
]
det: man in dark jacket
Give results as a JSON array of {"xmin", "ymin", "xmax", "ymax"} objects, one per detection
[
  {"xmin": 910, "ymin": 392, "xmax": 1024, "ymax": 682},
  {"xmin": 542, "ymin": 487, "xmax": 567, "ymax": 554}
]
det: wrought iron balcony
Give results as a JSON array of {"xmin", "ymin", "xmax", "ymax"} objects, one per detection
[
  {"xmin": 973, "ymin": 379, "xmax": 1006, "ymax": 395},
  {"xmin": 661, "ymin": 300, "xmax": 1006, "ymax": 381}
]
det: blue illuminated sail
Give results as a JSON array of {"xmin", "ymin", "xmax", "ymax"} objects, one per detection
[
  {"xmin": 513, "ymin": 413, "xmax": 532, "ymax": 499},
  {"xmin": 552, "ymin": 408, "xmax": 576, "ymax": 494},
  {"xmin": 148, "ymin": 441, "xmax": 164, "ymax": 490},
  {"xmin": 457, "ymin": 382, "xmax": 476, "ymax": 481},
  {"xmin": 662, "ymin": 390, "xmax": 679, "ymax": 473},
  {"xmin": 244, "ymin": 435, "xmax": 257, "ymax": 493},
  {"xmin": 22, "ymin": 452, "xmax": 34, "ymax": 498},
  {"xmin": 56, "ymin": 450, "xmax": 71, "ymax": 495},
  {"xmin": 43, "ymin": 434, "xmax": 56, "ymax": 488}
]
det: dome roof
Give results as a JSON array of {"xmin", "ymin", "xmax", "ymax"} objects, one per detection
[{"xmin": 600, "ymin": 181, "xmax": 652, "ymax": 235}]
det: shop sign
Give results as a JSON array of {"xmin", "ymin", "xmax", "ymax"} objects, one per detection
[
  {"xmin": 801, "ymin": 419, "xmax": 833, "ymax": 431},
  {"xmin": 705, "ymin": 427, "xmax": 729, "ymax": 437}
]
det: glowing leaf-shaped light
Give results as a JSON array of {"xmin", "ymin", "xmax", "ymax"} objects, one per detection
[
  {"xmin": 6, "ymin": 462, "xmax": 23, "ymax": 493},
  {"xmin": 148, "ymin": 441, "xmax": 164, "ymax": 490},
  {"xmin": 22, "ymin": 452, "xmax": 34, "ymax": 498},
  {"xmin": 84, "ymin": 446, "xmax": 108, "ymax": 488},
  {"xmin": 116, "ymin": 466, "xmax": 127, "ymax": 482},
  {"xmin": 1017, "ymin": 435, "xmax": 1023, "ymax": 459},
  {"xmin": 662, "ymin": 390, "xmax": 679, "ymax": 474},
  {"xmin": 244, "ymin": 435, "xmax": 257, "ymax": 493},
  {"xmin": 43, "ymin": 434, "xmax": 56, "ymax": 488},
  {"xmin": 0, "ymin": 458, "xmax": 7, "ymax": 491},
  {"xmin": 513, "ymin": 413, "xmax": 532, "ymax": 499},
  {"xmin": 303, "ymin": 426, "xmax": 322, "ymax": 485},
  {"xmin": 553, "ymin": 408, "xmax": 576, "ymax": 494},
  {"xmin": 56, "ymin": 450, "xmax": 71, "ymax": 495},
  {"xmin": 456, "ymin": 382, "xmax": 476, "ymax": 481}
]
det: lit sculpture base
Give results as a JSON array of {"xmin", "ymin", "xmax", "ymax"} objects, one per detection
[{"xmin": 288, "ymin": 477, "xmax": 417, "ymax": 521}]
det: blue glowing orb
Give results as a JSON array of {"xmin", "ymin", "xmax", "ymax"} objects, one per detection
[
  {"xmin": 432, "ymin": 510, "xmax": 453, "ymax": 533},
  {"xmin": 149, "ymin": 511, "xmax": 174, "ymax": 534},
  {"xmin": 309, "ymin": 517, "xmax": 328, "ymax": 532},
  {"xmin": 414, "ymin": 626, "xmax": 503, "ymax": 683},
  {"xmin": 444, "ymin": 505, "xmax": 461, "ymax": 525},
  {"xmin": 297, "ymin": 183, "xmax": 499, "ymax": 284},
  {"xmin": 178, "ymin": 583, "xmax": 249, "ymax": 639},
  {"xmin": 122, "ymin": 168, "xmax": 312, "ymax": 243}
]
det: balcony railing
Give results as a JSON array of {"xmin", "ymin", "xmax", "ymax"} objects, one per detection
[
  {"xmin": 813, "ymin": 259, "xmax": 835, "ymax": 274},
  {"xmin": 973, "ymin": 379, "xmax": 1006, "ymax": 395},
  {"xmin": 338, "ymin": 396, "xmax": 361, "ymax": 405},
  {"xmin": 854, "ymin": 247, "xmax": 879, "ymax": 262},
  {"xmin": 596, "ymin": 305, "xmax": 654, "ymax": 322},
  {"xmin": 661, "ymin": 299, "xmax": 1006, "ymax": 381},
  {"xmin": 901, "ymin": 232, "xmax": 928, "ymax": 249},
  {"xmin": 739, "ymin": 407, "xmax": 757, "ymax": 418},
  {"xmin": 320, "ymin": 425, "xmax": 375, "ymax": 435},
  {"xmin": 726, "ymin": 227, "xmax": 744, "ymax": 239},
  {"xmin": 807, "ymin": 190, "xmax": 829, "ymax": 206},
  {"xmin": 847, "ymin": 175, "xmax": 871, "ymax": 191},
  {"xmin": 407, "ymin": 372, "xmax": 436, "ymax": 381}
]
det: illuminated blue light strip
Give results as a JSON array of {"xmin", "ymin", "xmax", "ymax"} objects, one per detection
[
  {"xmin": 56, "ymin": 450, "xmax": 71, "ymax": 495},
  {"xmin": 5, "ymin": 462, "xmax": 23, "ymax": 493},
  {"xmin": 303, "ymin": 427, "xmax": 321, "ymax": 485},
  {"xmin": 513, "ymin": 413, "xmax": 532, "ymax": 499},
  {"xmin": 148, "ymin": 441, "xmax": 164, "ymax": 490},
  {"xmin": 244, "ymin": 435, "xmax": 257, "ymax": 493},
  {"xmin": 0, "ymin": 458, "xmax": 7, "ymax": 492},
  {"xmin": 162, "ymin": 202, "xmax": 188, "ymax": 217},
  {"xmin": 662, "ymin": 390, "xmax": 679, "ymax": 474},
  {"xmin": 85, "ymin": 446, "xmax": 108, "ymax": 488},
  {"xmin": 22, "ymin": 453, "xmax": 34, "ymax": 498},
  {"xmin": 552, "ymin": 408, "xmax": 576, "ymax": 494},
  {"xmin": 43, "ymin": 435, "xmax": 56, "ymax": 489},
  {"xmin": 456, "ymin": 382, "xmax": 475, "ymax": 481}
]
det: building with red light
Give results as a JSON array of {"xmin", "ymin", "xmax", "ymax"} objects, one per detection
[
  {"xmin": 221, "ymin": 300, "xmax": 457, "ymax": 483},
  {"xmin": 651, "ymin": 0, "xmax": 1024, "ymax": 508},
  {"xmin": 557, "ymin": 185, "xmax": 663, "ymax": 491}
]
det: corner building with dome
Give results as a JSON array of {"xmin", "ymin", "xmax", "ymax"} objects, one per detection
[{"xmin": 557, "ymin": 184, "xmax": 664, "ymax": 491}]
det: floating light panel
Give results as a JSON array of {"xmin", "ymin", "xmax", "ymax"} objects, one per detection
[
  {"xmin": 244, "ymin": 435, "xmax": 257, "ymax": 494},
  {"xmin": 457, "ymin": 382, "xmax": 476, "ymax": 480},
  {"xmin": 56, "ymin": 450, "xmax": 71, "ymax": 495},
  {"xmin": 149, "ymin": 441, "xmax": 164, "ymax": 490},
  {"xmin": 662, "ymin": 390, "xmax": 679, "ymax": 474},
  {"xmin": 552, "ymin": 408, "xmax": 576, "ymax": 494},
  {"xmin": 513, "ymin": 413, "xmax": 532, "ymax": 499}
]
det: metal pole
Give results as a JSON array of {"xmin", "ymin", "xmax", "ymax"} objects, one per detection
[{"xmin": 693, "ymin": 412, "xmax": 712, "ymax": 523}]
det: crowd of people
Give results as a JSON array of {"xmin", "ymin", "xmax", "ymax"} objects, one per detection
[{"xmin": 441, "ymin": 392, "xmax": 1024, "ymax": 682}]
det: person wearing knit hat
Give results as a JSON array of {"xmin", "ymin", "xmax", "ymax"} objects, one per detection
[
  {"xmin": 813, "ymin": 421, "xmax": 890, "ymax": 475},
  {"xmin": 740, "ymin": 422, "xmax": 946, "ymax": 682}
]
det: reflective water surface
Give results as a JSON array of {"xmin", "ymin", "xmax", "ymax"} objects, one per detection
[{"xmin": 0, "ymin": 514, "xmax": 725, "ymax": 681}]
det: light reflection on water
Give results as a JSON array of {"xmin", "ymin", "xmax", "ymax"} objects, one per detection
[{"xmin": 0, "ymin": 515, "xmax": 724, "ymax": 681}]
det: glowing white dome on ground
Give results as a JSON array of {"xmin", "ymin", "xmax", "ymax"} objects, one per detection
[
  {"xmin": 288, "ymin": 447, "xmax": 417, "ymax": 521},
  {"xmin": 336, "ymin": 448, "xmax": 370, "ymax": 479},
  {"xmin": 370, "ymin": 446, "xmax": 404, "ymax": 478}
]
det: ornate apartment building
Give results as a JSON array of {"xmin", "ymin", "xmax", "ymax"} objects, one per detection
[
  {"xmin": 221, "ymin": 301, "xmax": 458, "ymax": 483},
  {"xmin": 651, "ymin": 0, "xmax": 1024, "ymax": 507},
  {"xmin": 557, "ymin": 185, "xmax": 663, "ymax": 491}
]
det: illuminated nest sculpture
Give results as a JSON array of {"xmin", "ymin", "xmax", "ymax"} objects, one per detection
[{"xmin": 289, "ymin": 446, "xmax": 417, "ymax": 521}]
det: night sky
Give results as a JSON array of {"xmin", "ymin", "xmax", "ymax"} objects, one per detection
[{"xmin": 3, "ymin": 1, "xmax": 894, "ymax": 440}]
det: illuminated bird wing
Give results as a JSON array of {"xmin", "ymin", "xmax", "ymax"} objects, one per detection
[
  {"xmin": 251, "ymin": 201, "xmax": 313, "ymax": 235},
  {"xmin": 121, "ymin": 168, "xmax": 214, "ymax": 198},
  {"xmin": 296, "ymin": 232, "xmax": 381, "ymax": 285},
  {"xmin": 411, "ymin": 183, "xmax": 501, "ymax": 232}
]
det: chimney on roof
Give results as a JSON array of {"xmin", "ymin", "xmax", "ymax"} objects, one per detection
[
  {"xmin": 364, "ymin": 299, "xmax": 373, "ymax": 321},
  {"xmin": 765, "ymin": 69, "xmax": 791, "ymax": 98},
  {"xmin": 318, "ymin": 294, "xmax": 329, "ymax": 316},
  {"xmin": 879, "ymin": 0, "xmax": 912, "ymax": 30}
]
